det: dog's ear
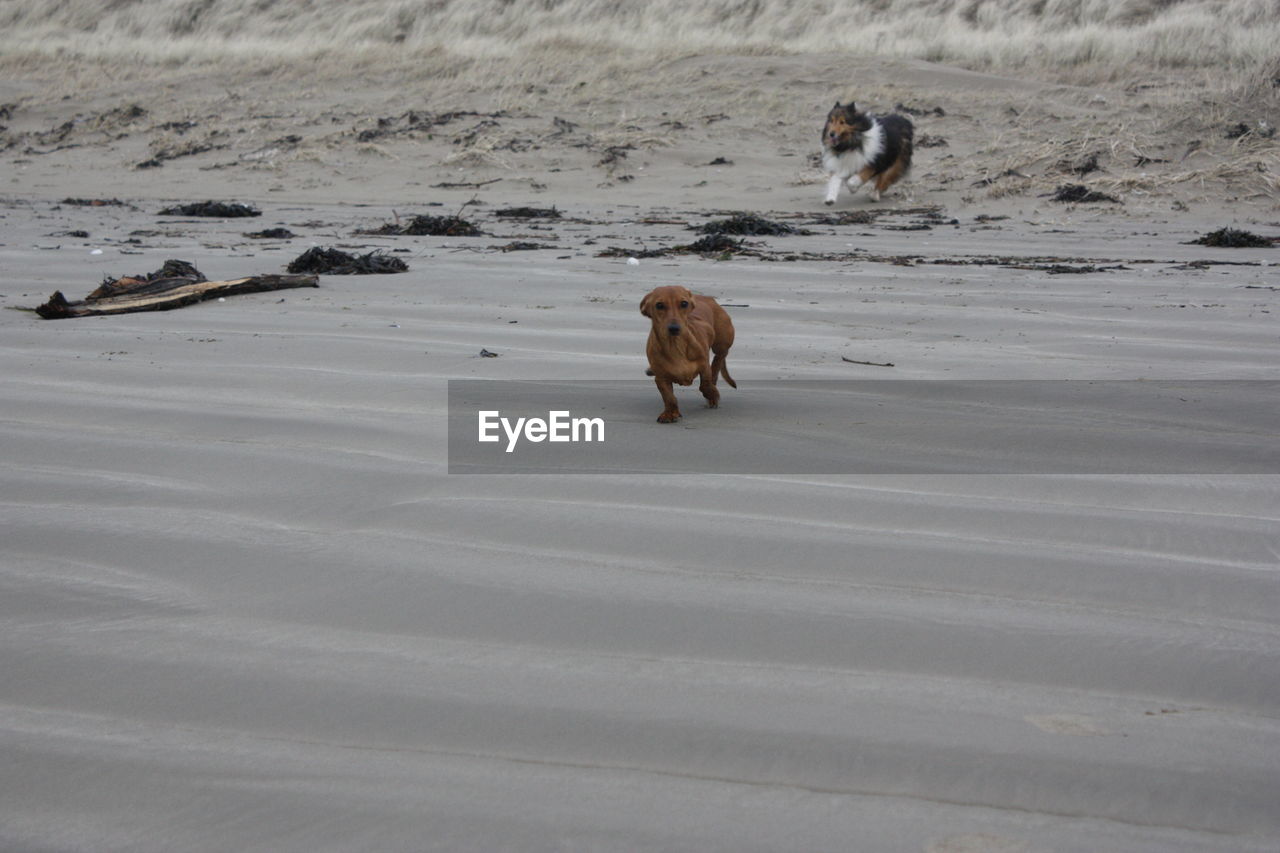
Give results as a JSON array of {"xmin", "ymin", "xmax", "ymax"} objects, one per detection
[
  {"xmin": 639, "ymin": 293, "xmax": 652, "ymax": 317},
  {"xmin": 845, "ymin": 102, "xmax": 859, "ymax": 117}
]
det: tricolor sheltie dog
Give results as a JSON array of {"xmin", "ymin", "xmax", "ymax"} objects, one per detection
[{"xmin": 821, "ymin": 102, "xmax": 914, "ymax": 205}]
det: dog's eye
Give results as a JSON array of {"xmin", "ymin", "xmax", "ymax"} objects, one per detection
[
  {"xmin": 679, "ymin": 300, "xmax": 689, "ymax": 308},
  {"xmin": 655, "ymin": 302, "xmax": 665, "ymax": 310}
]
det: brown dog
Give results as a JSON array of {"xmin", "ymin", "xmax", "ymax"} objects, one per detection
[{"xmin": 640, "ymin": 285, "xmax": 736, "ymax": 423}]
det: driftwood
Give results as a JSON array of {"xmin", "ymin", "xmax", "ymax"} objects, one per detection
[{"xmin": 35, "ymin": 273, "xmax": 318, "ymax": 319}]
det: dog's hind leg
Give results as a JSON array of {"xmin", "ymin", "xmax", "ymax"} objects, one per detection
[
  {"xmin": 854, "ymin": 164, "xmax": 878, "ymax": 200},
  {"xmin": 698, "ymin": 364, "xmax": 721, "ymax": 409},
  {"xmin": 873, "ymin": 157, "xmax": 908, "ymax": 200}
]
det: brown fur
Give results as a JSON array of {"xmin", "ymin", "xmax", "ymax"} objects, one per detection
[
  {"xmin": 639, "ymin": 285, "xmax": 736, "ymax": 424},
  {"xmin": 874, "ymin": 155, "xmax": 909, "ymax": 193},
  {"xmin": 822, "ymin": 104, "xmax": 872, "ymax": 154}
]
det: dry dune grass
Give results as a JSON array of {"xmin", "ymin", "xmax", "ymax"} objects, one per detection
[
  {"xmin": 2, "ymin": 0, "xmax": 1278, "ymax": 87},
  {"xmin": 952, "ymin": 112, "xmax": 1280, "ymax": 205},
  {"xmin": 2, "ymin": 1, "xmax": 1275, "ymax": 208},
  {"xmin": 4, "ymin": 3, "xmax": 1275, "ymax": 161}
]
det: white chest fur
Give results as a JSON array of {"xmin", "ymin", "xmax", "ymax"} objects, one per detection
[
  {"xmin": 822, "ymin": 120, "xmax": 884, "ymax": 179},
  {"xmin": 822, "ymin": 120, "xmax": 885, "ymax": 204}
]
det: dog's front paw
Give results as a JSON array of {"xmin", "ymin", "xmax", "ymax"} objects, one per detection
[{"xmin": 657, "ymin": 411, "xmax": 681, "ymax": 423}]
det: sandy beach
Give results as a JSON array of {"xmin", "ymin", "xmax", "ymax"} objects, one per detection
[{"xmin": 3, "ymin": 4, "xmax": 1280, "ymax": 851}]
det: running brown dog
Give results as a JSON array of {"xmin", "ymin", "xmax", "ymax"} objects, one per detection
[{"xmin": 640, "ymin": 285, "xmax": 736, "ymax": 423}]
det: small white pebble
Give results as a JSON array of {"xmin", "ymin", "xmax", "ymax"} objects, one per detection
[
  {"xmin": 627, "ymin": 257, "xmax": 640, "ymax": 266},
  {"xmin": 217, "ymin": 297, "xmax": 226, "ymax": 302},
  {"xmin": 90, "ymin": 249, "xmax": 103, "ymax": 255}
]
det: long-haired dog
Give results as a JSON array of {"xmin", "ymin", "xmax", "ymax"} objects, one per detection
[
  {"xmin": 821, "ymin": 102, "xmax": 914, "ymax": 205},
  {"xmin": 640, "ymin": 285, "xmax": 736, "ymax": 424}
]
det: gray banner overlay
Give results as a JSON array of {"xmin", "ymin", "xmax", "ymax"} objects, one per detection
[{"xmin": 448, "ymin": 380, "xmax": 1279, "ymax": 474}]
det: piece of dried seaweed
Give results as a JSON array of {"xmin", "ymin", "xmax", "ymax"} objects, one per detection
[
  {"xmin": 679, "ymin": 234, "xmax": 746, "ymax": 254},
  {"xmin": 1048, "ymin": 184, "xmax": 1120, "ymax": 204},
  {"xmin": 595, "ymin": 245, "xmax": 673, "ymax": 259},
  {"xmin": 808, "ymin": 210, "xmax": 877, "ymax": 225},
  {"xmin": 1186, "ymin": 228, "xmax": 1275, "ymax": 248},
  {"xmin": 286, "ymin": 247, "xmax": 408, "ymax": 275},
  {"xmin": 85, "ymin": 259, "xmax": 205, "ymax": 298},
  {"xmin": 895, "ymin": 103, "xmax": 946, "ymax": 117},
  {"xmin": 694, "ymin": 213, "xmax": 809, "ymax": 236},
  {"xmin": 494, "ymin": 206, "xmax": 561, "ymax": 219},
  {"xmin": 159, "ymin": 201, "xmax": 262, "ymax": 217},
  {"xmin": 494, "ymin": 241, "xmax": 556, "ymax": 252},
  {"xmin": 361, "ymin": 214, "xmax": 483, "ymax": 237}
]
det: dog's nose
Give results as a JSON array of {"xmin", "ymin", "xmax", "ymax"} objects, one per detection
[{"xmin": 666, "ymin": 322, "xmax": 681, "ymax": 336}]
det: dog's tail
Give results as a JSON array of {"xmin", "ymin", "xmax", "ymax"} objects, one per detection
[{"xmin": 714, "ymin": 355, "xmax": 737, "ymax": 389}]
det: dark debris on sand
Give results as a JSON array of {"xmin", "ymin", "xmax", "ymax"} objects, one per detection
[
  {"xmin": 286, "ymin": 247, "xmax": 408, "ymax": 275},
  {"xmin": 805, "ymin": 206, "xmax": 950, "ymax": 227},
  {"xmin": 243, "ymin": 227, "xmax": 297, "ymax": 239},
  {"xmin": 680, "ymin": 234, "xmax": 747, "ymax": 255},
  {"xmin": 895, "ymin": 102, "xmax": 946, "ymax": 117},
  {"xmin": 694, "ymin": 213, "xmax": 811, "ymax": 236},
  {"xmin": 494, "ymin": 241, "xmax": 557, "ymax": 252},
  {"xmin": 595, "ymin": 245, "xmax": 673, "ymax": 259},
  {"xmin": 1048, "ymin": 184, "xmax": 1120, "ymax": 204},
  {"xmin": 361, "ymin": 214, "xmax": 484, "ymax": 237},
  {"xmin": 137, "ymin": 139, "xmax": 228, "ymax": 170},
  {"xmin": 60, "ymin": 197, "xmax": 129, "ymax": 207},
  {"xmin": 971, "ymin": 169, "xmax": 1029, "ymax": 188},
  {"xmin": 1224, "ymin": 121, "xmax": 1275, "ymax": 140},
  {"xmin": 1187, "ymin": 228, "xmax": 1275, "ymax": 248},
  {"xmin": 355, "ymin": 110, "xmax": 504, "ymax": 143},
  {"xmin": 1058, "ymin": 153, "xmax": 1101, "ymax": 176},
  {"xmin": 809, "ymin": 210, "xmax": 877, "ymax": 225},
  {"xmin": 1009, "ymin": 262, "xmax": 1129, "ymax": 274},
  {"xmin": 65, "ymin": 259, "xmax": 206, "ymax": 305},
  {"xmin": 30, "ymin": 259, "xmax": 318, "ymax": 319},
  {"xmin": 596, "ymin": 233, "xmax": 751, "ymax": 260},
  {"xmin": 494, "ymin": 206, "xmax": 561, "ymax": 219},
  {"xmin": 99, "ymin": 259, "xmax": 205, "ymax": 291},
  {"xmin": 159, "ymin": 201, "xmax": 262, "ymax": 217}
]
